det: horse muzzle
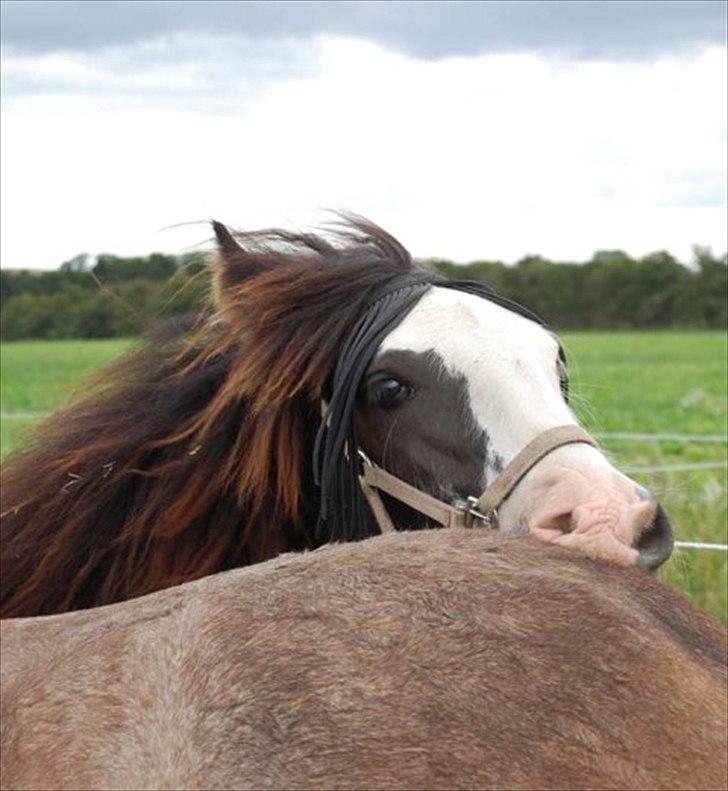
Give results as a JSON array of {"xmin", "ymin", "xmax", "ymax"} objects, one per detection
[
  {"xmin": 359, "ymin": 425, "xmax": 674, "ymax": 571},
  {"xmin": 520, "ymin": 462, "xmax": 674, "ymax": 571}
]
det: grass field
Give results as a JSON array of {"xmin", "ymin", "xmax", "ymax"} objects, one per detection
[{"xmin": 1, "ymin": 332, "xmax": 726, "ymax": 622}]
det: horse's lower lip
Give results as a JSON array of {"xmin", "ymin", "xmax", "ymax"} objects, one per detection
[{"xmin": 524, "ymin": 520, "xmax": 639, "ymax": 567}]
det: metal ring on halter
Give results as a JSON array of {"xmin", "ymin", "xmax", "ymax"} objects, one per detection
[
  {"xmin": 462, "ymin": 496, "xmax": 497, "ymax": 529},
  {"xmin": 357, "ymin": 448, "xmax": 374, "ymax": 468}
]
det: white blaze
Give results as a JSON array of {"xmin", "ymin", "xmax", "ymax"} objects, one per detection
[{"xmin": 379, "ymin": 286, "xmax": 575, "ymax": 466}]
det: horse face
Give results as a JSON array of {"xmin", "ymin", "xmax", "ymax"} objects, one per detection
[{"xmin": 355, "ymin": 286, "xmax": 673, "ymax": 570}]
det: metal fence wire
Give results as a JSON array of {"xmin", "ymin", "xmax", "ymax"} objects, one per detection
[{"xmin": 1, "ymin": 417, "xmax": 726, "ymax": 550}]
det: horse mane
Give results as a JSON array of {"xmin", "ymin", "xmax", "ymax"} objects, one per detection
[{"xmin": 0, "ymin": 217, "xmax": 421, "ymax": 617}]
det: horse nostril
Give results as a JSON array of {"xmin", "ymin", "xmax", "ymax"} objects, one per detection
[{"xmin": 635, "ymin": 504, "xmax": 674, "ymax": 572}]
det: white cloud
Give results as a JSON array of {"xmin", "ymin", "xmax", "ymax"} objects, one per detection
[{"xmin": 1, "ymin": 36, "xmax": 725, "ymax": 269}]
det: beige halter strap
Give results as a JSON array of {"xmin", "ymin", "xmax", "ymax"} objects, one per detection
[{"xmin": 359, "ymin": 425, "xmax": 598, "ymax": 533}]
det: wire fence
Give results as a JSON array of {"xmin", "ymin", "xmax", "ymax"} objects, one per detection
[
  {"xmin": 2, "ymin": 415, "xmax": 726, "ymax": 551},
  {"xmin": 674, "ymin": 541, "xmax": 728, "ymax": 551},
  {"xmin": 596, "ymin": 432, "xmax": 728, "ymax": 443},
  {"xmin": 624, "ymin": 461, "xmax": 728, "ymax": 473},
  {"xmin": 2, "ymin": 414, "xmax": 728, "ymax": 442},
  {"xmin": 603, "ymin": 433, "xmax": 727, "ymax": 551}
]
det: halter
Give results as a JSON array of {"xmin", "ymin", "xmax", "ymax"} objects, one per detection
[{"xmin": 358, "ymin": 425, "xmax": 598, "ymax": 533}]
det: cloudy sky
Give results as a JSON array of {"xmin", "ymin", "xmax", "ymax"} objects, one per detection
[{"xmin": 1, "ymin": 0, "xmax": 726, "ymax": 269}]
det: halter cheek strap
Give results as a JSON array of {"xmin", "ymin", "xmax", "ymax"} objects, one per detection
[{"xmin": 358, "ymin": 425, "xmax": 598, "ymax": 533}]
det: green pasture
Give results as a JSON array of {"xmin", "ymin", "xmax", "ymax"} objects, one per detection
[{"xmin": 1, "ymin": 332, "xmax": 726, "ymax": 622}]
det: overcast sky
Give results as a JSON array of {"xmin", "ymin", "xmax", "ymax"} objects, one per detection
[{"xmin": 1, "ymin": 0, "xmax": 726, "ymax": 269}]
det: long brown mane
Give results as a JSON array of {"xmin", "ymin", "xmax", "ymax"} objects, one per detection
[{"xmin": 0, "ymin": 218, "xmax": 422, "ymax": 617}]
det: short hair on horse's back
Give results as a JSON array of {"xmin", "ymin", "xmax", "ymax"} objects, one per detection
[
  {"xmin": 0, "ymin": 218, "xmax": 448, "ymax": 617},
  {"xmin": 2, "ymin": 531, "xmax": 726, "ymax": 790}
]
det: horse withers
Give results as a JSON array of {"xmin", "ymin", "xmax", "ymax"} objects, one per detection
[
  {"xmin": 1, "ymin": 530, "xmax": 725, "ymax": 791},
  {"xmin": 1, "ymin": 218, "xmax": 674, "ymax": 617}
]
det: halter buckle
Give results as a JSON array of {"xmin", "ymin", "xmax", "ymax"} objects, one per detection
[{"xmin": 462, "ymin": 496, "xmax": 497, "ymax": 529}]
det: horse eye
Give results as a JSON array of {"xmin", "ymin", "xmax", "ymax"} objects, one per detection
[{"xmin": 371, "ymin": 377, "xmax": 413, "ymax": 409}]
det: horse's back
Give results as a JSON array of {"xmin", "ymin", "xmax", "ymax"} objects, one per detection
[{"xmin": 2, "ymin": 530, "xmax": 727, "ymax": 790}]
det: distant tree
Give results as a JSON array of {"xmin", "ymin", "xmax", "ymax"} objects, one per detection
[
  {"xmin": 93, "ymin": 253, "xmax": 178, "ymax": 282},
  {"xmin": 2, "ymin": 246, "xmax": 726, "ymax": 339},
  {"xmin": 589, "ymin": 250, "xmax": 634, "ymax": 268},
  {"xmin": 689, "ymin": 246, "xmax": 728, "ymax": 327},
  {"xmin": 60, "ymin": 253, "xmax": 93, "ymax": 273}
]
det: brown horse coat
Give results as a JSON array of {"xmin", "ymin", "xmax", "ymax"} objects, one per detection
[{"xmin": 2, "ymin": 529, "xmax": 726, "ymax": 791}]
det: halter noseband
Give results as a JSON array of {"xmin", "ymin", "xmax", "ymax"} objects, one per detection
[{"xmin": 358, "ymin": 425, "xmax": 598, "ymax": 533}]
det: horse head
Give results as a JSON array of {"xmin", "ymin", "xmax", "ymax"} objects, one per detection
[{"xmin": 212, "ymin": 217, "xmax": 673, "ymax": 571}]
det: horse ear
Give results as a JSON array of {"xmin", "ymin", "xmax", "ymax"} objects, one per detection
[
  {"xmin": 211, "ymin": 220, "xmax": 267, "ymax": 299},
  {"xmin": 212, "ymin": 220, "xmax": 243, "ymax": 258}
]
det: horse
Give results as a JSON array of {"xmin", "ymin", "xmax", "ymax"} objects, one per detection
[
  {"xmin": 1, "ymin": 529, "xmax": 725, "ymax": 791},
  {"xmin": 0, "ymin": 217, "xmax": 674, "ymax": 617}
]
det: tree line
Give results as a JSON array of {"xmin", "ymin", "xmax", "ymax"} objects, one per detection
[{"xmin": 1, "ymin": 246, "xmax": 725, "ymax": 340}]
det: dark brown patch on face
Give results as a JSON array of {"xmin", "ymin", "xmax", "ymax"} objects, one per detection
[{"xmin": 355, "ymin": 349, "xmax": 487, "ymax": 527}]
